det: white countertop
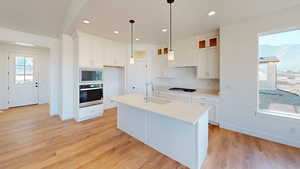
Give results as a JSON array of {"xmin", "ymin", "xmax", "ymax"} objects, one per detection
[{"xmin": 111, "ymin": 94, "xmax": 210, "ymax": 125}]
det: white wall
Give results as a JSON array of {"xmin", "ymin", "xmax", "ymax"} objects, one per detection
[
  {"xmin": 0, "ymin": 43, "xmax": 50, "ymax": 109},
  {"xmin": 0, "ymin": 27, "xmax": 61, "ymax": 116},
  {"xmin": 126, "ymin": 44, "xmax": 154, "ymax": 94},
  {"xmin": 103, "ymin": 67, "xmax": 125, "ymax": 109},
  {"xmin": 61, "ymin": 34, "xmax": 75, "ymax": 120},
  {"xmin": 219, "ymin": 5, "xmax": 300, "ymax": 148}
]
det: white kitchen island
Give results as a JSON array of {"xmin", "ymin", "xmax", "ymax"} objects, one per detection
[{"xmin": 111, "ymin": 94, "xmax": 210, "ymax": 169}]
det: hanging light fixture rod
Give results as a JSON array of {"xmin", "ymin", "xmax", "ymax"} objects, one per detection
[
  {"xmin": 167, "ymin": 0, "xmax": 174, "ymax": 51},
  {"xmin": 129, "ymin": 19, "xmax": 135, "ymax": 64},
  {"xmin": 167, "ymin": 0, "xmax": 175, "ymax": 61}
]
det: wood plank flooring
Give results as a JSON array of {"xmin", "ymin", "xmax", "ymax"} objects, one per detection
[{"xmin": 0, "ymin": 104, "xmax": 299, "ymax": 169}]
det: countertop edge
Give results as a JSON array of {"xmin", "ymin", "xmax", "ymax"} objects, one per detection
[{"xmin": 111, "ymin": 94, "xmax": 210, "ymax": 125}]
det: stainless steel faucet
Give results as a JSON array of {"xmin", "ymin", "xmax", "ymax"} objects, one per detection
[{"xmin": 145, "ymin": 82, "xmax": 154, "ymax": 103}]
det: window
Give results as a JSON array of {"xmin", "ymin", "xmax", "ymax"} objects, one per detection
[
  {"xmin": 258, "ymin": 64, "xmax": 268, "ymax": 81},
  {"xmin": 15, "ymin": 57, "xmax": 34, "ymax": 84},
  {"xmin": 258, "ymin": 29, "xmax": 300, "ymax": 116}
]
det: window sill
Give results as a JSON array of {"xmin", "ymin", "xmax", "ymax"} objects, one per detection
[{"xmin": 256, "ymin": 110, "xmax": 300, "ymax": 122}]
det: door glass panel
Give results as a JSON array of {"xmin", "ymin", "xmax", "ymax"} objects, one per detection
[
  {"xmin": 16, "ymin": 65, "xmax": 25, "ymax": 75},
  {"xmin": 25, "ymin": 74, "xmax": 33, "ymax": 82},
  {"xmin": 25, "ymin": 58, "xmax": 33, "ymax": 66},
  {"xmin": 16, "ymin": 57, "xmax": 25, "ymax": 65},
  {"xmin": 25, "ymin": 66, "xmax": 33, "ymax": 74},
  {"xmin": 15, "ymin": 56, "xmax": 34, "ymax": 84},
  {"xmin": 16, "ymin": 75, "xmax": 25, "ymax": 84}
]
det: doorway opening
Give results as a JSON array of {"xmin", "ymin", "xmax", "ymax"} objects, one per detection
[{"xmin": 0, "ymin": 41, "xmax": 50, "ymax": 109}]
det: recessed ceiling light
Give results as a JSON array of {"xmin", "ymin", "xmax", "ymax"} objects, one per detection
[
  {"xmin": 82, "ymin": 20, "xmax": 91, "ymax": 24},
  {"xmin": 113, "ymin": 30, "xmax": 119, "ymax": 34},
  {"xmin": 135, "ymin": 38, "xmax": 140, "ymax": 41},
  {"xmin": 208, "ymin": 11, "xmax": 216, "ymax": 16},
  {"xmin": 15, "ymin": 42, "xmax": 35, "ymax": 47},
  {"xmin": 162, "ymin": 28, "xmax": 168, "ymax": 32}
]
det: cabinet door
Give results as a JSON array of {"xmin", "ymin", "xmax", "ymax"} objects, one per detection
[
  {"xmin": 207, "ymin": 48, "xmax": 219, "ymax": 79},
  {"xmin": 90, "ymin": 36, "xmax": 103, "ymax": 68},
  {"xmin": 103, "ymin": 39, "xmax": 114, "ymax": 66},
  {"xmin": 197, "ymin": 48, "xmax": 219, "ymax": 79},
  {"xmin": 78, "ymin": 35, "xmax": 92, "ymax": 68},
  {"xmin": 169, "ymin": 37, "xmax": 198, "ymax": 67},
  {"xmin": 197, "ymin": 49, "xmax": 209, "ymax": 79},
  {"xmin": 191, "ymin": 96, "xmax": 218, "ymax": 124},
  {"xmin": 185, "ymin": 36, "xmax": 198, "ymax": 67},
  {"xmin": 114, "ymin": 42, "xmax": 127, "ymax": 66}
]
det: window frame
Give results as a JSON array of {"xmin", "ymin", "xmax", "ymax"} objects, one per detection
[
  {"xmin": 15, "ymin": 56, "xmax": 34, "ymax": 85},
  {"xmin": 257, "ymin": 28, "xmax": 300, "ymax": 119}
]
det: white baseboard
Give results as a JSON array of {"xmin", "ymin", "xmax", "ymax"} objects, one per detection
[
  {"xmin": 59, "ymin": 113, "xmax": 74, "ymax": 121},
  {"xmin": 220, "ymin": 122, "xmax": 300, "ymax": 148},
  {"xmin": 0, "ymin": 105, "xmax": 8, "ymax": 110}
]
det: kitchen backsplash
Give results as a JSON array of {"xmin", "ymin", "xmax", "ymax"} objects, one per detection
[{"xmin": 153, "ymin": 67, "xmax": 219, "ymax": 90}]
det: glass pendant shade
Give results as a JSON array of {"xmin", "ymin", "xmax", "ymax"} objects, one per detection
[
  {"xmin": 168, "ymin": 50, "xmax": 175, "ymax": 61},
  {"xmin": 129, "ymin": 57, "xmax": 135, "ymax": 64}
]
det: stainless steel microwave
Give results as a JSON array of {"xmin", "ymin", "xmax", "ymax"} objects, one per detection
[{"xmin": 80, "ymin": 68, "xmax": 103, "ymax": 83}]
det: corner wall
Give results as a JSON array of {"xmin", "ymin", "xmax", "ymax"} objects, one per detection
[
  {"xmin": 0, "ymin": 27, "xmax": 61, "ymax": 116},
  {"xmin": 219, "ymin": 5, "xmax": 300, "ymax": 147}
]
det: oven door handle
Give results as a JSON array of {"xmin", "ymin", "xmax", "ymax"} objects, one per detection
[{"xmin": 80, "ymin": 87, "xmax": 102, "ymax": 91}]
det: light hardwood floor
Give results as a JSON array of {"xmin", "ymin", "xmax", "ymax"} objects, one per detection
[{"xmin": 0, "ymin": 104, "xmax": 299, "ymax": 169}]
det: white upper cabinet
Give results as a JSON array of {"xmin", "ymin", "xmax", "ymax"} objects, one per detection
[
  {"xmin": 76, "ymin": 31, "xmax": 103, "ymax": 68},
  {"xmin": 168, "ymin": 36, "xmax": 198, "ymax": 67},
  {"xmin": 197, "ymin": 36, "xmax": 220, "ymax": 79},
  {"xmin": 76, "ymin": 31, "xmax": 127, "ymax": 68},
  {"xmin": 103, "ymin": 39, "xmax": 127, "ymax": 67}
]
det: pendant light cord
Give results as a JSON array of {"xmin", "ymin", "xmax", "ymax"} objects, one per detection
[
  {"xmin": 169, "ymin": 2, "xmax": 172, "ymax": 51},
  {"xmin": 131, "ymin": 22, "xmax": 133, "ymax": 58}
]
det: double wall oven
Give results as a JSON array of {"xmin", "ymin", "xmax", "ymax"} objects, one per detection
[{"xmin": 79, "ymin": 69, "xmax": 103, "ymax": 108}]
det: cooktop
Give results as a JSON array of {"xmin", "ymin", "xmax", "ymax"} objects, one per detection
[{"xmin": 168, "ymin": 88, "xmax": 196, "ymax": 93}]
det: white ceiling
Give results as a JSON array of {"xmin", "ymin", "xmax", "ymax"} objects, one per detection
[
  {"xmin": 0, "ymin": 0, "xmax": 71, "ymax": 38},
  {"xmin": 0, "ymin": 0, "xmax": 299, "ymax": 42},
  {"xmin": 76, "ymin": 0, "xmax": 300, "ymax": 44}
]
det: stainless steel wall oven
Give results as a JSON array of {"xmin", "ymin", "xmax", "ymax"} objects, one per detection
[{"xmin": 79, "ymin": 83, "xmax": 103, "ymax": 108}]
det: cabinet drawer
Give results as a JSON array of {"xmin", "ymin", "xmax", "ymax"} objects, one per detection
[{"xmin": 78, "ymin": 104, "xmax": 103, "ymax": 119}]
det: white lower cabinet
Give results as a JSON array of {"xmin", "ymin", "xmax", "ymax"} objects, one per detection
[
  {"xmin": 191, "ymin": 95, "xmax": 219, "ymax": 125},
  {"xmin": 77, "ymin": 104, "xmax": 103, "ymax": 122},
  {"xmin": 156, "ymin": 91, "xmax": 219, "ymax": 125},
  {"xmin": 117, "ymin": 103, "xmax": 208, "ymax": 169}
]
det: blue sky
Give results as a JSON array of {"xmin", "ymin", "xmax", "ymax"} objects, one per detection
[
  {"xmin": 259, "ymin": 29, "xmax": 300, "ymax": 72},
  {"xmin": 259, "ymin": 29, "xmax": 300, "ymax": 46}
]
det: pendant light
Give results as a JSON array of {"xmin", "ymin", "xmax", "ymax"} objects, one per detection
[
  {"xmin": 167, "ymin": 0, "xmax": 175, "ymax": 61},
  {"xmin": 129, "ymin": 20, "xmax": 135, "ymax": 64}
]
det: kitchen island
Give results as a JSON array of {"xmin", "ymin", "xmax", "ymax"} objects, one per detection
[{"xmin": 111, "ymin": 94, "xmax": 210, "ymax": 169}]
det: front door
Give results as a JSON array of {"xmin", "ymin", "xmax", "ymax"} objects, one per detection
[{"xmin": 8, "ymin": 53, "xmax": 38, "ymax": 107}]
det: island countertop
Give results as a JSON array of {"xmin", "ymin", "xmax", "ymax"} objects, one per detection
[{"xmin": 111, "ymin": 94, "xmax": 210, "ymax": 125}]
